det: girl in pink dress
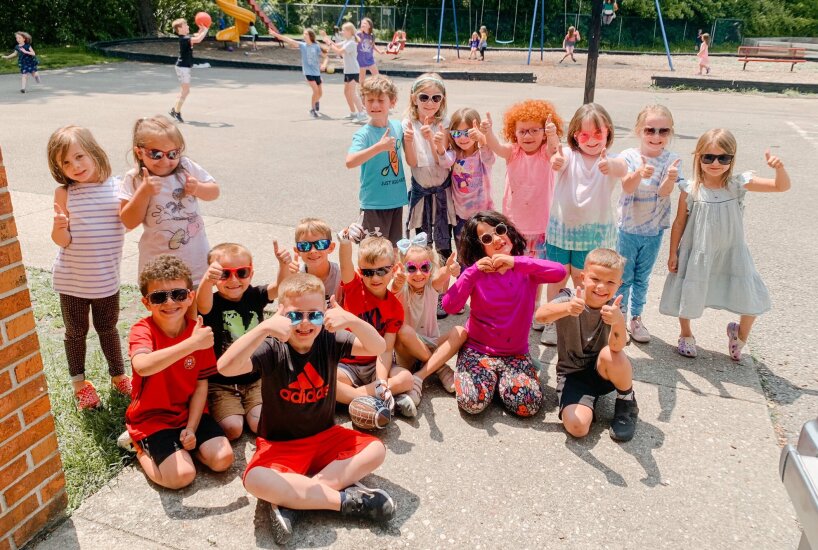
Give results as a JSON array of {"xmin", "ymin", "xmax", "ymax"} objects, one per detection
[{"xmin": 697, "ymin": 33, "xmax": 711, "ymax": 75}]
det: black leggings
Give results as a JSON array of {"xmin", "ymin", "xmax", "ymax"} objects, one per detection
[{"xmin": 60, "ymin": 292, "xmax": 125, "ymax": 380}]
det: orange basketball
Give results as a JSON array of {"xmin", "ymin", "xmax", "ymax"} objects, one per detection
[{"xmin": 195, "ymin": 11, "xmax": 212, "ymax": 28}]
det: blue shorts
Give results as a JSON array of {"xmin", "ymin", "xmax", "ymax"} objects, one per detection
[{"xmin": 546, "ymin": 243, "xmax": 589, "ymax": 270}]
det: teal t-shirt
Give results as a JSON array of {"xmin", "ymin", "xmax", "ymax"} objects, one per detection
[{"xmin": 348, "ymin": 120, "xmax": 408, "ymax": 210}]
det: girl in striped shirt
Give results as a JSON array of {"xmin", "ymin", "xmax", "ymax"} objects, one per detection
[{"xmin": 48, "ymin": 126, "xmax": 130, "ymax": 410}]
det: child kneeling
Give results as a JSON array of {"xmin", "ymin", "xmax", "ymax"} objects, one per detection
[
  {"xmin": 535, "ymin": 248, "xmax": 639, "ymax": 441},
  {"xmin": 217, "ymin": 274, "xmax": 394, "ymax": 544}
]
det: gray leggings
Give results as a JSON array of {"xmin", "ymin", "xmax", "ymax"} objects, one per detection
[{"xmin": 60, "ymin": 292, "xmax": 125, "ymax": 381}]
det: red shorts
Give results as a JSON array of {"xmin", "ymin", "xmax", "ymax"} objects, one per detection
[{"xmin": 243, "ymin": 425, "xmax": 379, "ymax": 481}]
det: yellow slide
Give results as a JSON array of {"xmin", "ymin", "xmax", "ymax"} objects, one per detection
[{"xmin": 215, "ymin": 0, "xmax": 256, "ymax": 43}]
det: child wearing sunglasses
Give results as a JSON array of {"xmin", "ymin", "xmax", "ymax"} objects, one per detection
[
  {"xmin": 660, "ymin": 129, "xmax": 790, "ymax": 360},
  {"xmin": 124, "ymin": 255, "xmax": 233, "ymax": 490},
  {"xmin": 442, "ymin": 211, "xmax": 566, "ymax": 417},
  {"xmin": 292, "ymin": 218, "xmax": 344, "ymax": 305},
  {"xmin": 48, "ymin": 126, "xmax": 130, "ymax": 410},
  {"xmin": 543, "ymin": 103, "xmax": 630, "ymax": 346},
  {"xmin": 196, "ymin": 242, "xmax": 291, "ymax": 440},
  {"xmin": 391, "ymin": 234, "xmax": 467, "ymax": 403},
  {"xmin": 120, "ymin": 115, "xmax": 219, "ymax": 288},
  {"xmin": 615, "ymin": 105, "xmax": 683, "ymax": 344}
]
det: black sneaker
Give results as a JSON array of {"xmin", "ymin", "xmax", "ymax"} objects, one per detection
[
  {"xmin": 610, "ymin": 395, "xmax": 639, "ymax": 442},
  {"xmin": 436, "ymin": 295, "xmax": 448, "ymax": 319},
  {"xmin": 268, "ymin": 504, "xmax": 297, "ymax": 545},
  {"xmin": 340, "ymin": 483, "xmax": 395, "ymax": 522},
  {"xmin": 169, "ymin": 108, "xmax": 184, "ymax": 123}
]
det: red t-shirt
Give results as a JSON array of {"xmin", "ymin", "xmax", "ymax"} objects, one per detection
[
  {"xmin": 340, "ymin": 273, "xmax": 403, "ymax": 365},
  {"xmin": 125, "ymin": 317, "xmax": 217, "ymax": 441}
]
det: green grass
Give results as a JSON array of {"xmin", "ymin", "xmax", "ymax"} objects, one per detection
[
  {"xmin": 0, "ymin": 45, "xmax": 119, "ymax": 75},
  {"xmin": 28, "ymin": 267, "xmax": 143, "ymax": 512}
]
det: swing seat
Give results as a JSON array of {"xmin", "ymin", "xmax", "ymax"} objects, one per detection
[
  {"xmin": 495, "ymin": 39, "xmax": 514, "ymax": 44},
  {"xmin": 386, "ymin": 31, "xmax": 406, "ymax": 55}
]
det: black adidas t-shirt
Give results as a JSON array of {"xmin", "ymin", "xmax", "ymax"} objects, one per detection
[
  {"xmin": 251, "ymin": 329, "xmax": 355, "ymax": 441},
  {"xmin": 202, "ymin": 285, "xmax": 272, "ymax": 385},
  {"xmin": 177, "ymin": 35, "xmax": 193, "ymax": 67}
]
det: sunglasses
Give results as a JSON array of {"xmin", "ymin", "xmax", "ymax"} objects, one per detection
[
  {"xmin": 285, "ymin": 310, "xmax": 325, "ymax": 325},
  {"xmin": 141, "ymin": 147, "xmax": 181, "ymax": 161},
  {"xmin": 479, "ymin": 223, "xmax": 508, "ymax": 245},
  {"xmin": 515, "ymin": 128, "xmax": 544, "ymax": 137},
  {"xmin": 450, "ymin": 130, "xmax": 471, "ymax": 139},
  {"xmin": 700, "ymin": 153, "xmax": 734, "ymax": 165},
  {"xmin": 360, "ymin": 265, "xmax": 393, "ymax": 278},
  {"xmin": 575, "ymin": 129, "xmax": 607, "ymax": 143},
  {"xmin": 417, "ymin": 93, "xmax": 443, "ymax": 104},
  {"xmin": 406, "ymin": 260, "xmax": 432, "ymax": 274},
  {"xmin": 220, "ymin": 266, "xmax": 252, "ymax": 280},
  {"xmin": 147, "ymin": 288, "xmax": 190, "ymax": 305},
  {"xmin": 643, "ymin": 127, "xmax": 671, "ymax": 136},
  {"xmin": 295, "ymin": 239, "xmax": 331, "ymax": 252}
]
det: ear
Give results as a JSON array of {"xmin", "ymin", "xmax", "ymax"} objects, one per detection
[
  {"xmin": 133, "ymin": 146, "xmax": 143, "ymax": 161},
  {"xmin": 141, "ymin": 296, "xmax": 150, "ymax": 311},
  {"xmin": 187, "ymin": 289, "xmax": 196, "ymax": 302},
  {"xmin": 327, "ymin": 242, "xmax": 336, "ymax": 254}
]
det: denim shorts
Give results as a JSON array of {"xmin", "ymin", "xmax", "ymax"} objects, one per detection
[{"xmin": 545, "ymin": 243, "xmax": 589, "ymax": 270}]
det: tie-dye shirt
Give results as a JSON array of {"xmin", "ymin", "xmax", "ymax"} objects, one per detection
[{"xmin": 617, "ymin": 148, "xmax": 683, "ymax": 236}]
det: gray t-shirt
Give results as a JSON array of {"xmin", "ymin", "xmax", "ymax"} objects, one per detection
[
  {"xmin": 553, "ymin": 288, "xmax": 611, "ymax": 375},
  {"xmin": 301, "ymin": 261, "xmax": 343, "ymax": 305}
]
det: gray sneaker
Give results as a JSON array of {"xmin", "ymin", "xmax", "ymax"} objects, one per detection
[
  {"xmin": 268, "ymin": 504, "xmax": 297, "ymax": 545},
  {"xmin": 394, "ymin": 393, "xmax": 418, "ymax": 417},
  {"xmin": 540, "ymin": 323, "xmax": 557, "ymax": 346},
  {"xmin": 629, "ymin": 316, "xmax": 651, "ymax": 343},
  {"xmin": 340, "ymin": 482, "xmax": 396, "ymax": 521}
]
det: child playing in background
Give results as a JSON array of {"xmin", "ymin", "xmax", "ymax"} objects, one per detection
[
  {"xmin": 125, "ymin": 255, "xmax": 233, "ymax": 489},
  {"xmin": 346, "ymin": 75, "xmax": 407, "ymax": 245},
  {"xmin": 616, "ymin": 105, "xmax": 682, "ymax": 343},
  {"xmin": 535, "ymin": 248, "xmax": 639, "ymax": 442},
  {"xmin": 169, "ymin": 18, "xmax": 208, "ymax": 122},
  {"xmin": 660, "ymin": 129, "xmax": 790, "ymax": 360},
  {"xmin": 197, "ymin": 242, "xmax": 291, "ymax": 440},
  {"xmin": 469, "ymin": 32, "xmax": 480, "ymax": 60},
  {"xmin": 119, "ymin": 115, "xmax": 219, "ymax": 288},
  {"xmin": 479, "ymin": 26, "xmax": 488, "ymax": 60},
  {"xmin": 270, "ymin": 28, "xmax": 324, "ymax": 118},
  {"xmin": 542, "ymin": 103, "xmax": 631, "ymax": 346},
  {"xmin": 321, "ymin": 24, "xmax": 366, "ymax": 122},
  {"xmin": 357, "ymin": 18, "xmax": 383, "ymax": 83},
  {"xmin": 2, "ymin": 32, "xmax": 40, "ymax": 93},
  {"xmin": 248, "ymin": 22, "xmax": 259, "ymax": 52},
  {"xmin": 48, "ymin": 126, "xmax": 129, "ymax": 410},
  {"xmin": 560, "ymin": 26, "xmax": 581, "ymax": 63},
  {"xmin": 292, "ymin": 218, "xmax": 344, "ymax": 304},
  {"xmin": 442, "ymin": 211, "xmax": 566, "ymax": 417},
  {"xmin": 697, "ymin": 33, "xmax": 711, "ymax": 75}
]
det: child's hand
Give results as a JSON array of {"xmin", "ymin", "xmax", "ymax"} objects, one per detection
[
  {"xmin": 765, "ymin": 149, "xmax": 784, "ymax": 169},
  {"xmin": 476, "ymin": 257, "xmax": 495, "ymax": 273},
  {"xmin": 273, "ymin": 239, "xmax": 294, "ymax": 266},
  {"xmin": 53, "ymin": 203, "xmax": 69, "ymax": 231},
  {"xmin": 639, "ymin": 155, "xmax": 655, "ymax": 179},
  {"xmin": 378, "ymin": 128, "xmax": 396, "ymax": 153},
  {"xmin": 189, "ymin": 316, "xmax": 214, "ymax": 351},
  {"xmin": 433, "ymin": 130, "xmax": 448, "ymax": 154},
  {"xmin": 468, "ymin": 120, "xmax": 487, "ymax": 146},
  {"xmin": 375, "ymin": 379, "xmax": 394, "ymax": 411},
  {"xmin": 566, "ymin": 286, "xmax": 586, "ymax": 317},
  {"xmin": 445, "ymin": 250, "xmax": 461, "ymax": 278},
  {"xmin": 544, "ymin": 114, "xmax": 557, "ymax": 138},
  {"xmin": 668, "ymin": 253, "xmax": 678, "ymax": 273},
  {"xmin": 551, "ymin": 146, "xmax": 566, "ymax": 171},
  {"xmin": 601, "ymin": 295, "xmax": 624, "ymax": 326},
  {"xmin": 323, "ymin": 296, "xmax": 355, "ymax": 332},
  {"xmin": 480, "ymin": 112, "xmax": 493, "ymax": 133},
  {"xmin": 666, "ymin": 158, "xmax": 681, "ymax": 182},
  {"xmin": 179, "ymin": 428, "xmax": 196, "ymax": 451},
  {"xmin": 140, "ymin": 167, "xmax": 162, "ymax": 196},
  {"xmin": 340, "ymin": 222, "xmax": 366, "ymax": 244},
  {"xmin": 491, "ymin": 254, "xmax": 514, "ymax": 274},
  {"xmin": 420, "ymin": 115, "xmax": 435, "ymax": 142},
  {"xmin": 403, "ymin": 124, "xmax": 414, "ymax": 145},
  {"xmin": 392, "ymin": 262, "xmax": 407, "ymax": 289},
  {"xmin": 183, "ymin": 172, "xmax": 199, "ymax": 197},
  {"xmin": 204, "ymin": 261, "xmax": 223, "ymax": 284},
  {"xmin": 598, "ymin": 149, "xmax": 610, "ymax": 175},
  {"xmin": 264, "ymin": 305, "xmax": 293, "ymax": 340}
]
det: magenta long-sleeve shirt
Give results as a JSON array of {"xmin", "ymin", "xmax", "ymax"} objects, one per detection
[{"xmin": 442, "ymin": 256, "xmax": 567, "ymax": 356}]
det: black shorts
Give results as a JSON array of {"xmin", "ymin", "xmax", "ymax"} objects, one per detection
[
  {"xmin": 136, "ymin": 414, "xmax": 225, "ymax": 467},
  {"xmin": 306, "ymin": 75, "xmax": 322, "ymax": 85},
  {"xmin": 362, "ymin": 207, "xmax": 404, "ymax": 245},
  {"xmin": 556, "ymin": 367, "xmax": 615, "ymax": 418},
  {"xmin": 344, "ymin": 73, "xmax": 360, "ymax": 83}
]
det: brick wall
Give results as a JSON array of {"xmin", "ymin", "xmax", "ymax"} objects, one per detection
[{"xmin": 0, "ymin": 147, "xmax": 67, "ymax": 549}]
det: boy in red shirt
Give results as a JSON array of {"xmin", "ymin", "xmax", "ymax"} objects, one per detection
[
  {"xmin": 125, "ymin": 255, "xmax": 234, "ymax": 490},
  {"xmin": 218, "ymin": 273, "xmax": 393, "ymax": 544}
]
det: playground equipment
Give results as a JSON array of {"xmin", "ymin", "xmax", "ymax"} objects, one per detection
[
  {"xmin": 494, "ymin": 0, "xmax": 519, "ymax": 44},
  {"xmin": 434, "ymin": 0, "xmax": 461, "ymax": 63},
  {"xmin": 386, "ymin": 30, "xmax": 406, "ymax": 55},
  {"xmin": 215, "ymin": 0, "xmax": 256, "ymax": 43}
]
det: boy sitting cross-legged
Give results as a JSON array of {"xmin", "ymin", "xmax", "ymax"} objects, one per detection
[
  {"xmin": 217, "ymin": 273, "xmax": 394, "ymax": 544},
  {"xmin": 125, "ymin": 254, "xmax": 234, "ymax": 490}
]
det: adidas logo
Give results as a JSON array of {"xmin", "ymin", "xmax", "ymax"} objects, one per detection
[{"xmin": 279, "ymin": 363, "xmax": 329, "ymax": 404}]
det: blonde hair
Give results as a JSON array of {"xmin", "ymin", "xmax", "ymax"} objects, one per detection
[
  {"xmin": 448, "ymin": 107, "xmax": 481, "ymax": 154},
  {"xmin": 584, "ymin": 248, "xmax": 626, "ymax": 274},
  {"xmin": 278, "ymin": 273, "xmax": 325, "ymax": 305},
  {"xmin": 208, "ymin": 242, "xmax": 253, "ymax": 264},
  {"xmin": 139, "ymin": 254, "xmax": 193, "ymax": 295},
  {"xmin": 358, "ymin": 236, "xmax": 395, "ymax": 265},
  {"xmin": 295, "ymin": 218, "xmax": 332, "ymax": 241},
  {"xmin": 399, "ymin": 244, "xmax": 439, "ymax": 279},
  {"xmin": 566, "ymin": 103, "xmax": 615, "ymax": 151},
  {"xmin": 46, "ymin": 126, "xmax": 112, "ymax": 187},
  {"xmin": 691, "ymin": 128, "xmax": 737, "ymax": 197},
  {"xmin": 341, "ymin": 22, "xmax": 360, "ymax": 43},
  {"xmin": 568, "ymin": 26, "xmax": 576, "ymax": 34},
  {"xmin": 15, "ymin": 31, "xmax": 32, "ymax": 44},
  {"xmin": 634, "ymin": 104, "xmax": 674, "ymax": 138},
  {"xmin": 131, "ymin": 115, "xmax": 186, "ymax": 183},
  {"xmin": 360, "ymin": 75, "xmax": 398, "ymax": 101},
  {"xmin": 701, "ymin": 33, "xmax": 711, "ymax": 45},
  {"xmin": 171, "ymin": 19, "xmax": 187, "ymax": 33},
  {"xmin": 407, "ymin": 73, "xmax": 447, "ymax": 123}
]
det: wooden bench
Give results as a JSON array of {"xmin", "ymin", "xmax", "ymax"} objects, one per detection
[{"xmin": 737, "ymin": 46, "xmax": 806, "ymax": 71}]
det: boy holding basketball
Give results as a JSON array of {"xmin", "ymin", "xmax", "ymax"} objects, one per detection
[
  {"xmin": 217, "ymin": 273, "xmax": 394, "ymax": 544},
  {"xmin": 170, "ymin": 17, "xmax": 209, "ymax": 123}
]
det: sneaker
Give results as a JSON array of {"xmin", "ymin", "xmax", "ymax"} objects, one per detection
[
  {"xmin": 268, "ymin": 504, "xmax": 297, "ymax": 545},
  {"xmin": 629, "ymin": 316, "xmax": 651, "ymax": 343},
  {"xmin": 340, "ymin": 482, "xmax": 396, "ymax": 522},
  {"xmin": 540, "ymin": 323, "xmax": 557, "ymax": 346},
  {"xmin": 531, "ymin": 321, "xmax": 545, "ymax": 331},
  {"xmin": 394, "ymin": 393, "xmax": 417, "ymax": 417},
  {"xmin": 20, "ymin": 89, "xmax": 25, "ymax": 93},
  {"xmin": 726, "ymin": 322, "xmax": 745, "ymax": 361},
  {"xmin": 356, "ymin": 112, "xmax": 369, "ymax": 122},
  {"xmin": 677, "ymin": 336, "xmax": 697, "ymax": 358},
  {"xmin": 406, "ymin": 375, "xmax": 422, "ymax": 406},
  {"xmin": 344, "ymin": 112, "xmax": 356, "ymax": 120},
  {"xmin": 610, "ymin": 395, "xmax": 639, "ymax": 442},
  {"xmin": 436, "ymin": 295, "xmax": 448, "ymax": 319},
  {"xmin": 75, "ymin": 381, "xmax": 101, "ymax": 410},
  {"xmin": 314, "ymin": 101, "xmax": 320, "ymax": 112},
  {"xmin": 112, "ymin": 376, "xmax": 132, "ymax": 396},
  {"xmin": 437, "ymin": 365, "xmax": 456, "ymax": 393},
  {"xmin": 309, "ymin": 109, "xmax": 318, "ymax": 118},
  {"xmin": 116, "ymin": 430, "xmax": 135, "ymax": 453}
]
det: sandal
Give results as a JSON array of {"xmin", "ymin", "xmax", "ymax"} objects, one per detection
[
  {"xmin": 677, "ymin": 336, "xmax": 698, "ymax": 358},
  {"xmin": 112, "ymin": 376, "xmax": 132, "ymax": 396},
  {"xmin": 406, "ymin": 375, "xmax": 423, "ymax": 406},
  {"xmin": 75, "ymin": 381, "xmax": 101, "ymax": 410},
  {"xmin": 726, "ymin": 322, "xmax": 745, "ymax": 361},
  {"xmin": 437, "ymin": 366, "xmax": 456, "ymax": 393}
]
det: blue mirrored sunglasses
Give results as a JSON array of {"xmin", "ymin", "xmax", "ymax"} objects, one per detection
[{"xmin": 285, "ymin": 311, "xmax": 325, "ymax": 325}]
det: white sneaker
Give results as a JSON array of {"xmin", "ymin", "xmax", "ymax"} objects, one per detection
[
  {"xmin": 344, "ymin": 113, "xmax": 356, "ymax": 120},
  {"xmin": 540, "ymin": 323, "xmax": 557, "ymax": 346},
  {"xmin": 629, "ymin": 316, "xmax": 651, "ymax": 343},
  {"xmin": 394, "ymin": 393, "xmax": 417, "ymax": 417},
  {"xmin": 117, "ymin": 430, "xmax": 135, "ymax": 453},
  {"xmin": 531, "ymin": 321, "xmax": 545, "ymax": 331}
]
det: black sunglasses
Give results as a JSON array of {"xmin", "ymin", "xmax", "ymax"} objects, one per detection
[
  {"xmin": 360, "ymin": 265, "xmax": 393, "ymax": 278},
  {"xmin": 147, "ymin": 288, "xmax": 190, "ymax": 305},
  {"xmin": 296, "ymin": 239, "xmax": 331, "ymax": 252},
  {"xmin": 418, "ymin": 93, "xmax": 443, "ymax": 104},
  {"xmin": 643, "ymin": 127, "xmax": 671, "ymax": 136},
  {"xmin": 479, "ymin": 223, "xmax": 508, "ymax": 245},
  {"xmin": 700, "ymin": 153, "xmax": 734, "ymax": 165},
  {"xmin": 141, "ymin": 147, "xmax": 181, "ymax": 161}
]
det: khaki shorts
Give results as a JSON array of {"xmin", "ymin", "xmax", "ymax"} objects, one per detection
[
  {"xmin": 396, "ymin": 334, "xmax": 439, "ymax": 370},
  {"xmin": 337, "ymin": 360, "xmax": 377, "ymax": 387},
  {"xmin": 208, "ymin": 379, "xmax": 262, "ymax": 422},
  {"xmin": 175, "ymin": 66, "xmax": 192, "ymax": 84}
]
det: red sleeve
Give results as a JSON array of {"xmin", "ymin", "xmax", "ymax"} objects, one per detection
[
  {"xmin": 129, "ymin": 318, "xmax": 155, "ymax": 359},
  {"xmin": 196, "ymin": 347, "xmax": 218, "ymax": 379},
  {"xmin": 382, "ymin": 295, "xmax": 404, "ymax": 334},
  {"xmin": 341, "ymin": 273, "xmax": 363, "ymax": 312}
]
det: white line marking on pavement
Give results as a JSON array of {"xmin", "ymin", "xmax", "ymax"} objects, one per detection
[{"xmin": 787, "ymin": 121, "xmax": 818, "ymax": 151}]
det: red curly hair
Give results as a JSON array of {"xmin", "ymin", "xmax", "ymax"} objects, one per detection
[{"xmin": 501, "ymin": 99, "xmax": 564, "ymax": 144}]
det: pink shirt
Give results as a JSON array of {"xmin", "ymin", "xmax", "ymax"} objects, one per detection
[
  {"xmin": 502, "ymin": 144, "xmax": 556, "ymax": 237},
  {"xmin": 442, "ymin": 256, "xmax": 566, "ymax": 356}
]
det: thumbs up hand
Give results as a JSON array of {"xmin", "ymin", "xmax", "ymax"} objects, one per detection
[
  {"xmin": 598, "ymin": 148, "xmax": 610, "ymax": 175},
  {"xmin": 468, "ymin": 119, "xmax": 487, "ymax": 146},
  {"xmin": 420, "ymin": 115, "xmax": 435, "ymax": 142},
  {"xmin": 480, "ymin": 112, "xmax": 493, "ymax": 133},
  {"xmin": 190, "ymin": 315, "xmax": 214, "ymax": 350},
  {"xmin": 666, "ymin": 158, "xmax": 681, "ymax": 182},
  {"xmin": 53, "ymin": 203, "xmax": 69, "ymax": 231},
  {"xmin": 140, "ymin": 167, "xmax": 162, "ymax": 196},
  {"xmin": 392, "ymin": 262, "xmax": 407, "ymax": 289},
  {"xmin": 566, "ymin": 286, "xmax": 586, "ymax": 317},
  {"xmin": 765, "ymin": 149, "xmax": 783, "ymax": 169},
  {"xmin": 544, "ymin": 114, "xmax": 557, "ymax": 138},
  {"xmin": 551, "ymin": 146, "xmax": 566, "ymax": 171},
  {"xmin": 323, "ymin": 295, "xmax": 355, "ymax": 332},
  {"xmin": 445, "ymin": 250, "xmax": 461, "ymax": 278},
  {"xmin": 378, "ymin": 128, "xmax": 396, "ymax": 152},
  {"xmin": 273, "ymin": 239, "xmax": 294, "ymax": 267},
  {"xmin": 601, "ymin": 295, "xmax": 624, "ymax": 326},
  {"xmin": 183, "ymin": 171, "xmax": 199, "ymax": 197},
  {"xmin": 433, "ymin": 130, "xmax": 448, "ymax": 154},
  {"xmin": 639, "ymin": 155, "xmax": 655, "ymax": 179},
  {"xmin": 263, "ymin": 304, "xmax": 293, "ymax": 340}
]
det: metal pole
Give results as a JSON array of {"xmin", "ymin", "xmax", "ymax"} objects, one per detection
[
  {"xmin": 452, "ymin": 0, "xmax": 460, "ymax": 58},
  {"xmin": 654, "ymin": 0, "xmax": 674, "ymax": 70},
  {"xmin": 436, "ymin": 0, "xmax": 446, "ymax": 62},
  {"xmin": 526, "ymin": 0, "xmax": 539, "ymax": 65},
  {"xmin": 617, "ymin": 15, "xmax": 622, "ymax": 46},
  {"xmin": 540, "ymin": 0, "xmax": 545, "ymax": 59},
  {"xmin": 583, "ymin": 0, "xmax": 603, "ymax": 103},
  {"xmin": 335, "ymin": 0, "xmax": 351, "ymax": 28},
  {"xmin": 425, "ymin": 8, "xmax": 428, "ymax": 42}
]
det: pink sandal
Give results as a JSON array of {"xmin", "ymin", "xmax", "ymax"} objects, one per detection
[
  {"xmin": 437, "ymin": 366, "xmax": 456, "ymax": 393},
  {"xmin": 677, "ymin": 336, "xmax": 698, "ymax": 358},
  {"xmin": 726, "ymin": 322, "xmax": 745, "ymax": 361}
]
